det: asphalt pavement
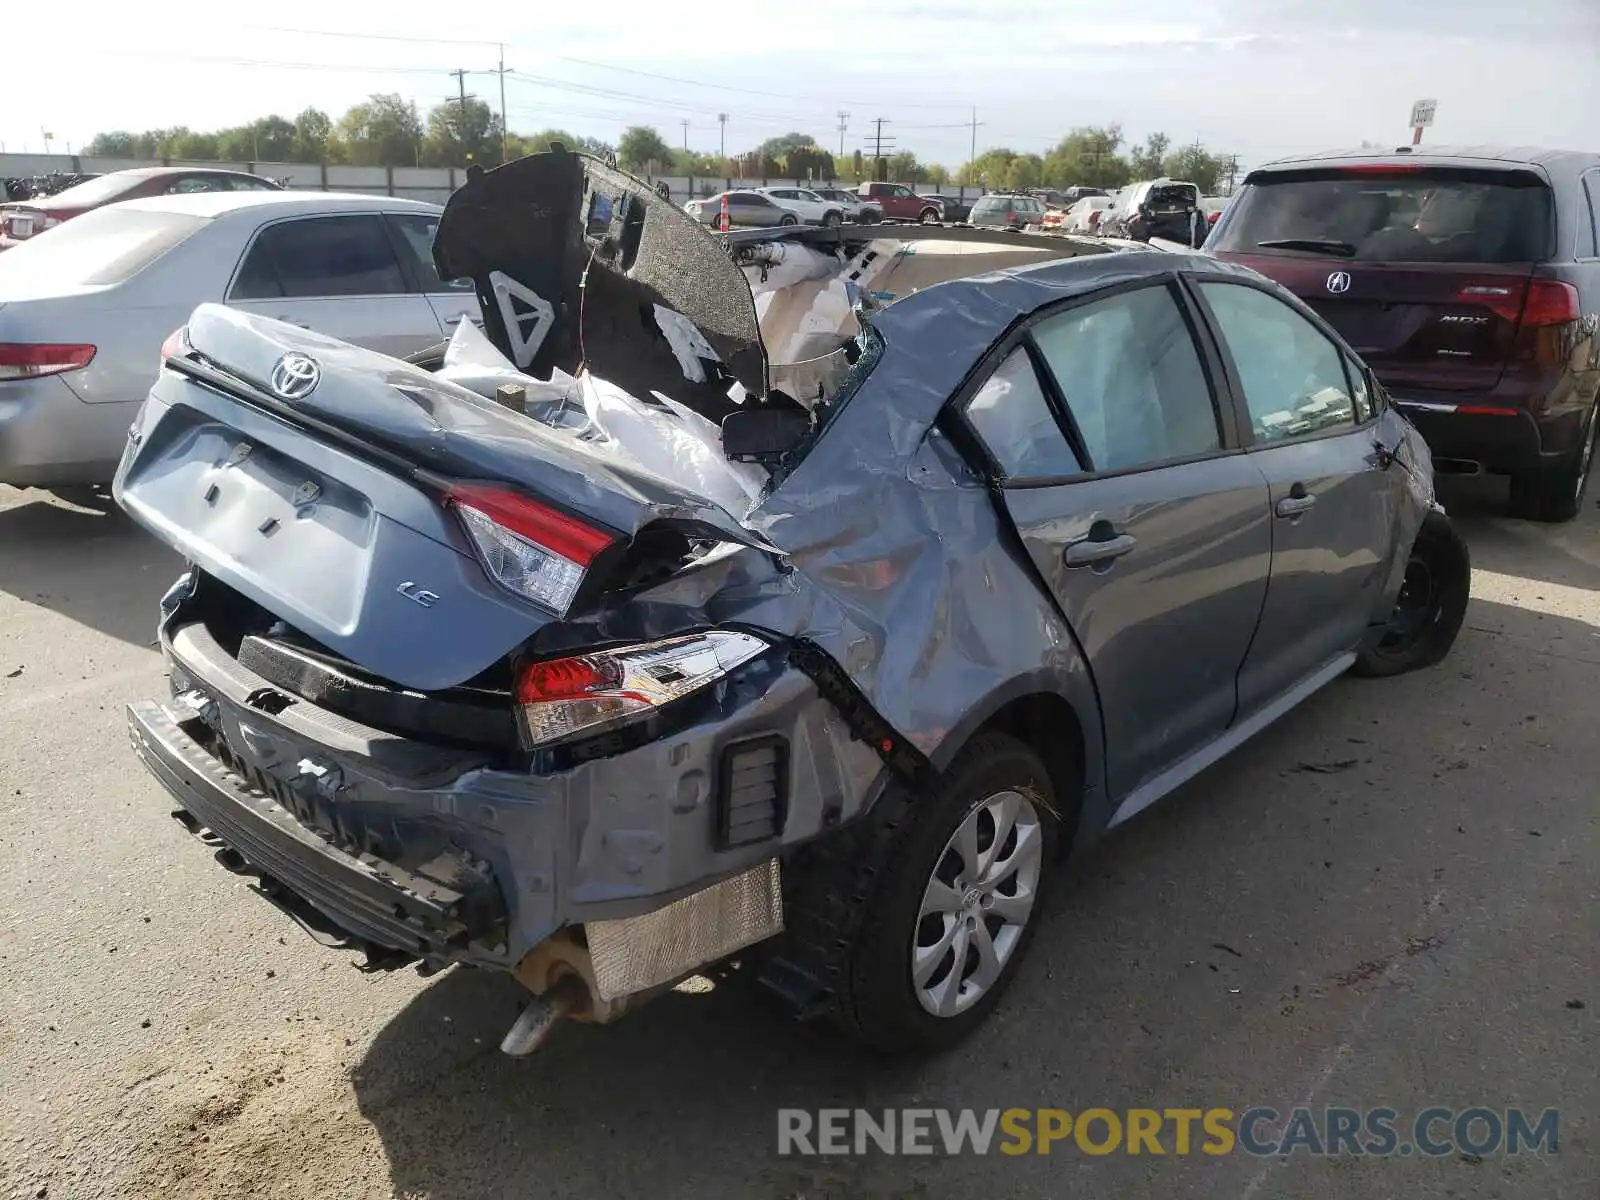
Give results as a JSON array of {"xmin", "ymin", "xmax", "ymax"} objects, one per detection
[{"xmin": 0, "ymin": 476, "xmax": 1595, "ymax": 1199}]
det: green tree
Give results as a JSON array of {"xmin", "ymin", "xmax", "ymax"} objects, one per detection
[
  {"xmin": 885, "ymin": 151, "xmax": 927, "ymax": 183},
  {"xmin": 1162, "ymin": 144, "xmax": 1227, "ymax": 193},
  {"xmin": 334, "ymin": 94, "xmax": 423, "ymax": 167},
  {"xmin": 1041, "ymin": 126, "xmax": 1129, "ymax": 189},
  {"xmin": 958, "ymin": 148, "xmax": 1018, "ymax": 187},
  {"xmin": 785, "ymin": 145, "xmax": 835, "ymax": 181},
  {"xmin": 756, "ymin": 132, "xmax": 820, "ymax": 161},
  {"xmin": 84, "ymin": 131, "xmax": 145, "ymax": 157},
  {"xmin": 618, "ymin": 125, "xmax": 673, "ymax": 173},
  {"xmin": 925, "ymin": 163, "xmax": 951, "ymax": 187},
  {"xmin": 1003, "ymin": 154, "xmax": 1044, "ymax": 190},
  {"xmin": 216, "ymin": 116, "xmax": 296, "ymax": 162},
  {"xmin": 1129, "ymin": 132, "xmax": 1170, "ymax": 179},
  {"xmin": 422, "ymin": 97, "xmax": 502, "ymax": 168},
  {"xmin": 291, "ymin": 108, "xmax": 333, "ymax": 162}
]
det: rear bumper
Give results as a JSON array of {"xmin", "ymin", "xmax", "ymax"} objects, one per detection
[
  {"xmin": 1389, "ymin": 398, "xmax": 1548, "ymax": 473},
  {"xmin": 0, "ymin": 379, "xmax": 137, "ymax": 486},
  {"xmin": 129, "ymin": 613, "xmax": 885, "ymax": 971}
]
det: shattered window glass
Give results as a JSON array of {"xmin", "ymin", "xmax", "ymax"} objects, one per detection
[{"xmin": 965, "ymin": 349, "xmax": 1081, "ymax": 479}]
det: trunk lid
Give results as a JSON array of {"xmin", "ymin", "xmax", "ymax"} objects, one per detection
[
  {"xmin": 114, "ymin": 304, "xmax": 775, "ymax": 691},
  {"xmin": 1209, "ymin": 162, "xmax": 1554, "ymax": 394}
]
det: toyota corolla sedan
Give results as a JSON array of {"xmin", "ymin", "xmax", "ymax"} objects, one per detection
[{"xmin": 115, "ymin": 148, "xmax": 1468, "ymax": 1057}]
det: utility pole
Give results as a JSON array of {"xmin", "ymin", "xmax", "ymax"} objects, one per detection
[
  {"xmin": 449, "ymin": 69, "xmax": 477, "ymax": 168},
  {"xmin": 681, "ymin": 119, "xmax": 689, "ymax": 150},
  {"xmin": 718, "ymin": 113, "xmax": 728, "ymax": 161},
  {"xmin": 969, "ymin": 107, "xmax": 978, "ymax": 170},
  {"xmin": 495, "ymin": 46, "xmax": 510, "ymax": 164},
  {"xmin": 837, "ymin": 110, "xmax": 850, "ymax": 159},
  {"xmin": 1225, "ymin": 153, "xmax": 1239, "ymax": 193},
  {"xmin": 866, "ymin": 118, "xmax": 895, "ymax": 182}
]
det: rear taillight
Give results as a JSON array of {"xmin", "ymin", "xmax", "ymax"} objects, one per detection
[
  {"xmin": 0, "ymin": 342, "xmax": 96, "ymax": 381},
  {"xmin": 514, "ymin": 631, "xmax": 769, "ymax": 749},
  {"xmin": 1519, "ymin": 279, "xmax": 1580, "ymax": 328},
  {"xmin": 1088, "ymin": 211, "xmax": 1101, "ymax": 229},
  {"xmin": 160, "ymin": 325, "xmax": 190, "ymax": 367},
  {"xmin": 445, "ymin": 482, "xmax": 616, "ymax": 616}
]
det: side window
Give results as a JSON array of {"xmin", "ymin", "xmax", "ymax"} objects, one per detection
[
  {"xmin": 1199, "ymin": 282, "xmax": 1358, "ymax": 443},
  {"xmin": 893, "ymin": 186, "xmax": 913, "ymax": 198},
  {"xmin": 964, "ymin": 348, "xmax": 1082, "ymax": 479},
  {"xmin": 167, "ymin": 176, "xmax": 224, "ymax": 194},
  {"xmin": 387, "ymin": 212, "xmax": 448, "ymax": 291},
  {"xmin": 1030, "ymin": 285, "xmax": 1222, "ymax": 472},
  {"xmin": 1583, "ymin": 173, "xmax": 1600, "ymax": 258},
  {"xmin": 230, "ymin": 215, "xmax": 407, "ymax": 300}
]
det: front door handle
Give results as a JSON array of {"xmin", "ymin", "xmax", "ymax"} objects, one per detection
[
  {"xmin": 1064, "ymin": 532, "xmax": 1138, "ymax": 567},
  {"xmin": 444, "ymin": 313, "xmax": 483, "ymax": 327},
  {"xmin": 1275, "ymin": 487, "xmax": 1316, "ymax": 518}
]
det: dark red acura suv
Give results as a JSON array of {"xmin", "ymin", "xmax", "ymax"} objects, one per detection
[{"xmin": 1209, "ymin": 146, "xmax": 1600, "ymax": 521}]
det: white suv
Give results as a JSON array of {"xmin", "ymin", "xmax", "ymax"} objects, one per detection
[{"xmin": 756, "ymin": 187, "xmax": 846, "ymax": 227}]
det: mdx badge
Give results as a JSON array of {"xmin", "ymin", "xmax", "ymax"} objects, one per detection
[
  {"xmin": 1326, "ymin": 271, "xmax": 1352, "ymax": 295},
  {"xmin": 269, "ymin": 352, "xmax": 321, "ymax": 401},
  {"xmin": 397, "ymin": 581, "xmax": 440, "ymax": 608}
]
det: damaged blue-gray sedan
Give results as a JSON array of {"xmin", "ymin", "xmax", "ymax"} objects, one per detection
[{"xmin": 115, "ymin": 147, "xmax": 1469, "ymax": 1055}]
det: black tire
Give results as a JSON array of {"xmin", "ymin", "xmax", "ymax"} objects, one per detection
[
  {"xmin": 778, "ymin": 214, "xmax": 799, "ymax": 227},
  {"xmin": 1508, "ymin": 403, "xmax": 1598, "ymax": 523},
  {"xmin": 918, "ymin": 207, "xmax": 940, "ymax": 225},
  {"xmin": 783, "ymin": 732, "xmax": 1064, "ymax": 1054},
  {"xmin": 860, "ymin": 210, "xmax": 880, "ymax": 225},
  {"xmin": 1353, "ymin": 512, "xmax": 1471, "ymax": 678},
  {"xmin": 822, "ymin": 210, "xmax": 842, "ymax": 228}
]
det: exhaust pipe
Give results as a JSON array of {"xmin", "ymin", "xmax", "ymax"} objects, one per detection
[{"xmin": 499, "ymin": 975, "xmax": 589, "ymax": 1056}]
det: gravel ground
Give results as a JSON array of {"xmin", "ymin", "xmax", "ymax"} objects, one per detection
[{"xmin": 0, "ymin": 476, "xmax": 1594, "ymax": 1199}]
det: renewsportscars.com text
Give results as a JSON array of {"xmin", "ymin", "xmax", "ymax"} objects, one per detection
[{"xmin": 776, "ymin": 1106, "xmax": 1559, "ymax": 1158}]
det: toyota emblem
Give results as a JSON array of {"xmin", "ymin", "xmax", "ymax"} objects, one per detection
[
  {"xmin": 1326, "ymin": 271, "xmax": 1352, "ymax": 295},
  {"xmin": 269, "ymin": 352, "xmax": 321, "ymax": 401}
]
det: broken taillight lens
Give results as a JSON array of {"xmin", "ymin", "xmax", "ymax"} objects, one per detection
[
  {"xmin": 446, "ymin": 483, "xmax": 617, "ymax": 616},
  {"xmin": 514, "ymin": 631, "xmax": 769, "ymax": 749}
]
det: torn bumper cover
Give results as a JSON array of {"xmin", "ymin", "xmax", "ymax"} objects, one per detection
[{"xmin": 129, "ymin": 611, "xmax": 884, "ymax": 983}]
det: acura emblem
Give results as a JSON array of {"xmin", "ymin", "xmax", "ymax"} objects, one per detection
[
  {"xmin": 269, "ymin": 352, "xmax": 321, "ymax": 401},
  {"xmin": 1326, "ymin": 271, "xmax": 1352, "ymax": 295}
]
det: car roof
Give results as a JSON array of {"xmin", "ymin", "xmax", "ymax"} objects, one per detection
[
  {"xmin": 99, "ymin": 166, "xmax": 272, "ymax": 181},
  {"xmin": 106, "ymin": 190, "xmax": 443, "ymax": 220},
  {"xmin": 1251, "ymin": 144, "xmax": 1600, "ymax": 176}
]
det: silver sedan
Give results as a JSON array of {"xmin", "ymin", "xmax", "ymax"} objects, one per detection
[{"xmin": 0, "ymin": 191, "xmax": 479, "ymax": 490}]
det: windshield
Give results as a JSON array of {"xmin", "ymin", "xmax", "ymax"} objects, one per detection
[
  {"xmin": 1212, "ymin": 168, "xmax": 1553, "ymax": 263},
  {"xmin": 0, "ymin": 207, "xmax": 206, "ymax": 289},
  {"xmin": 28, "ymin": 172, "xmax": 148, "ymax": 209}
]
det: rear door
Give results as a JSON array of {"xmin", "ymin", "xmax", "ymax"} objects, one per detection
[
  {"xmin": 1190, "ymin": 277, "xmax": 1401, "ymax": 715},
  {"xmin": 1209, "ymin": 165, "xmax": 1553, "ymax": 394},
  {"xmin": 385, "ymin": 210, "xmax": 483, "ymax": 337},
  {"xmin": 227, "ymin": 213, "xmax": 445, "ymax": 358},
  {"xmin": 959, "ymin": 279, "xmax": 1272, "ymax": 799}
]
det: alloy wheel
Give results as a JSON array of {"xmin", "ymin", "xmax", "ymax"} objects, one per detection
[{"xmin": 912, "ymin": 789, "xmax": 1044, "ymax": 1017}]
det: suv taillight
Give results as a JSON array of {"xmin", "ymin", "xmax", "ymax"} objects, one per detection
[
  {"xmin": 0, "ymin": 343, "xmax": 96, "ymax": 381},
  {"xmin": 1519, "ymin": 280, "xmax": 1581, "ymax": 329}
]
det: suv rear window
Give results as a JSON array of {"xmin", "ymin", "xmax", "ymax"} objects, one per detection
[
  {"xmin": 972, "ymin": 197, "xmax": 1010, "ymax": 212},
  {"xmin": 1212, "ymin": 167, "xmax": 1553, "ymax": 263}
]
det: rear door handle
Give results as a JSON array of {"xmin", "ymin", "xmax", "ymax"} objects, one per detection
[
  {"xmin": 1064, "ymin": 533, "xmax": 1138, "ymax": 567},
  {"xmin": 1275, "ymin": 493, "xmax": 1317, "ymax": 518}
]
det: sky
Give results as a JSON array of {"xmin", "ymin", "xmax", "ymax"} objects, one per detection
[{"xmin": 5, "ymin": 0, "xmax": 1598, "ymax": 172}]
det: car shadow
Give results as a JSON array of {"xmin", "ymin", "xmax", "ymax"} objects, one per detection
[
  {"xmin": 1435, "ymin": 473, "xmax": 1600, "ymax": 592},
  {"xmin": 351, "ymin": 587, "xmax": 1600, "ymax": 1200},
  {"xmin": 0, "ymin": 489, "xmax": 180, "ymax": 646}
]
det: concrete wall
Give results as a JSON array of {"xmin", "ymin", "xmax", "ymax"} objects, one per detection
[{"xmin": 1, "ymin": 154, "xmax": 981, "ymax": 207}]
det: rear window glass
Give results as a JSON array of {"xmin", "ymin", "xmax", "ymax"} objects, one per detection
[
  {"xmin": 972, "ymin": 197, "xmax": 1010, "ymax": 212},
  {"xmin": 1147, "ymin": 185, "xmax": 1198, "ymax": 208},
  {"xmin": 28, "ymin": 173, "xmax": 144, "ymax": 208},
  {"xmin": 0, "ymin": 207, "xmax": 205, "ymax": 286},
  {"xmin": 1212, "ymin": 169, "xmax": 1553, "ymax": 263}
]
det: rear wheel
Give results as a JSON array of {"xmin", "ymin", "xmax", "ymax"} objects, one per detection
[
  {"xmin": 822, "ymin": 210, "xmax": 842, "ymax": 228},
  {"xmin": 785, "ymin": 733, "xmax": 1063, "ymax": 1053},
  {"xmin": 715, "ymin": 213, "xmax": 731, "ymax": 232},
  {"xmin": 1353, "ymin": 512, "xmax": 1471, "ymax": 678},
  {"xmin": 1509, "ymin": 402, "xmax": 1598, "ymax": 523},
  {"xmin": 919, "ymin": 207, "xmax": 940, "ymax": 224},
  {"xmin": 778, "ymin": 214, "xmax": 799, "ymax": 227}
]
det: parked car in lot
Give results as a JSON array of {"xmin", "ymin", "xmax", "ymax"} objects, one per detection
[
  {"xmin": 1201, "ymin": 195, "xmax": 1230, "ymax": 230},
  {"xmin": 809, "ymin": 186, "xmax": 883, "ymax": 223},
  {"xmin": 857, "ymin": 181, "xmax": 944, "ymax": 223},
  {"xmin": 1208, "ymin": 145, "xmax": 1600, "ymax": 521},
  {"xmin": 920, "ymin": 193, "xmax": 972, "ymax": 222},
  {"xmin": 1062, "ymin": 195, "xmax": 1114, "ymax": 233},
  {"xmin": 0, "ymin": 191, "xmax": 476, "ymax": 490},
  {"xmin": 1104, "ymin": 178, "xmax": 1208, "ymax": 246},
  {"xmin": 115, "ymin": 147, "xmax": 1467, "ymax": 1058},
  {"xmin": 0, "ymin": 166, "xmax": 283, "ymax": 251},
  {"xmin": 754, "ymin": 187, "xmax": 846, "ymax": 227},
  {"xmin": 685, "ymin": 190, "xmax": 798, "ymax": 229},
  {"xmin": 970, "ymin": 192, "xmax": 1048, "ymax": 229}
]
